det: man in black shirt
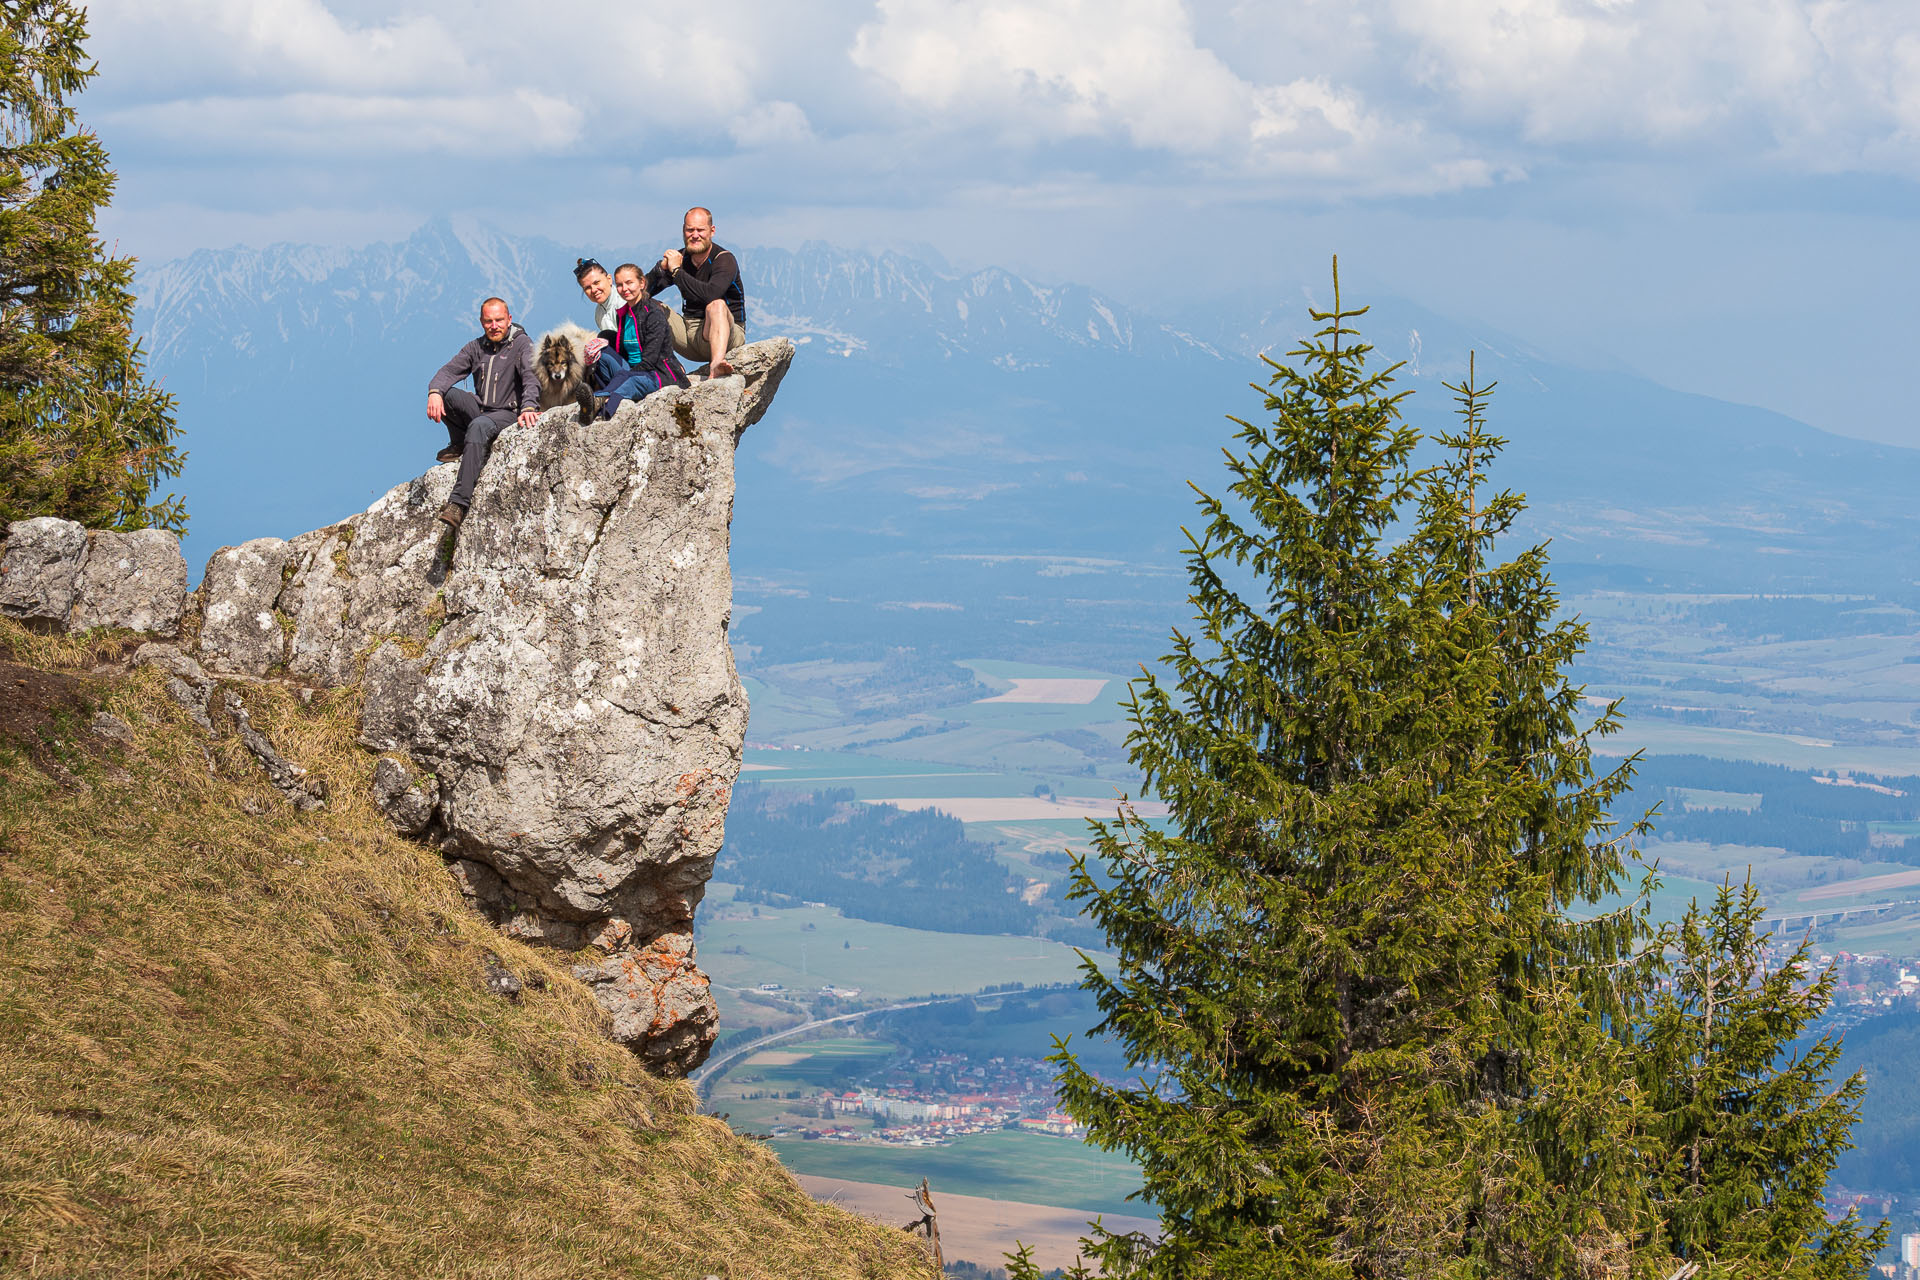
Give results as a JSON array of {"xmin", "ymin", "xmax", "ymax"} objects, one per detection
[{"xmin": 644, "ymin": 206, "xmax": 746, "ymax": 377}]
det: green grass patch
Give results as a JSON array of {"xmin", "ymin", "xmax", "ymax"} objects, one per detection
[
  {"xmin": 1820, "ymin": 911, "xmax": 1920, "ymax": 955},
  {"xmin": 1601, "ymin": 726, "xmax": 1920, "ymax": 777},
  {"xmin": 770, "ymin": 1129, "xmax": 1146, "ymax": 1219},
  {"xmin": 698, "ymin": 885, "xmax": 1094, "ymax": 1000},
  {"xmin": 1582, "ymin": 870, "xmax": 1730, "ymax": 926},
  {"xmin": 1673, "ymin": 787, "xmax": 1762, "ymax": 811},
  {"xmin": 727, "ymin": 1038, "xmax": 896, "ymax": 1090}
]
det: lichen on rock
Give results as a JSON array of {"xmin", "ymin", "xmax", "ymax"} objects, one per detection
[{"xmin": 0, "ymin": 517, "xmax": 188, "ymax": 636}]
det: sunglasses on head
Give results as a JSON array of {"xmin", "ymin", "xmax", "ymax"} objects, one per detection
[{"xmin": 574, "ymin": 257, "xmax": 604, "ymax": 280}]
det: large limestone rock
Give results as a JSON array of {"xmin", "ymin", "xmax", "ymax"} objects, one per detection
[
  {"xmin": 0, "ymin": 340, "xmax": 793, "ymax": 1075},
  {"xmin": 71, "ymin": 530, "xmax": 190, "ymax": 635},
  {"xmin": 197, "ymin": 538, "xmax": 293, "ymax": 676},
  {"xmin": 198, "ymin": 469, "xmax": 458, "ymax": 680},
  {"xmin": 282, "ymin": 467, "xmax": 457, "ymax": 685},
  {"xmin": 0, "ymin": 517, "xmax": 89, "ymax": 629},
  {"xmin": 306, "ymin": 340, "xmax": 790, "ymax": 1072},
  {"xmin": 1, "ymin": 517, "xmax": 188, "ymax": 636},
  {"xmin": 351, "ymin": 348, "xmax": 793, "ymax": 1073}
]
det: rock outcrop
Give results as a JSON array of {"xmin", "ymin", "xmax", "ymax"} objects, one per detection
[
  {"xmin": 0, "ymin": 339, "xmax": 794, "ymax": 1075},
  {"xmin": 1, "ymin": 519, "xmax": 188, "ymax": 636}
]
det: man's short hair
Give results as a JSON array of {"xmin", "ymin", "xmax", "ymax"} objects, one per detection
[
  {"xmin": 614, "ymin": 262, "xmax": 643, "ymax": 280},
  {"xmin": 684, "ymin": 207, "xmax": 713, "ymax": 225},
  {"xmin": 481, "ymin": 296, "xmax": 509, "ymax": 313}
]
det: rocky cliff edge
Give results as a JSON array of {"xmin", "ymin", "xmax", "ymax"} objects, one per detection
[{"xmin": 0, "ymin": 338, "xmax": 794, "ymax": 1075}]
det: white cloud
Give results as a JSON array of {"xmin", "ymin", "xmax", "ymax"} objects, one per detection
[
  {"xmin": 850, "ymin": 0, "xmax": 1252, "ymax": 150},
  {"xmin": 848, "ymin": 0, "xmax": 1489, "ymax": 191},
  {"xmin": 84, "ymin": 0, "xmax": 468, "ymax": 94},
  {"xmin": 103, "ymin": 90, "xmax": 583, "ymax": 158},
  {"xmin": 1382, "ymin": 0, "xmax": 1920, "ymax": 171},
  {"xmin": 79, "ymin": 0, "xmax": 805, "ymax": 158},
  {"xmin": 729, "ymin": 100, "xmax": 816, "ymax": 149},
  {"xmin": 75, "ymin": 0, "xmax": 1920, "ymax": 244}
]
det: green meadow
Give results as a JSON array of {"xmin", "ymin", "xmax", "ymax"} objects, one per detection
[
  {"xmin": 698, "ymin": 882, "xmax": 1095, "ymax": 1001},
  {"xmin": 770, "ymin": 1130, "xmax": 1148, "ymax": 1219}
]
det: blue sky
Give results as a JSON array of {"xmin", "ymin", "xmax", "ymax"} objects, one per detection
[{"xmin": 82, "ymin": 0, "xmax": 1920, "ymax": 447}]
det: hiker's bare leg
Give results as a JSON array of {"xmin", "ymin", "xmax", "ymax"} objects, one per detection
[{"xmin": 704, "ymin": 299, "xmax": 734, "ymax": 377}]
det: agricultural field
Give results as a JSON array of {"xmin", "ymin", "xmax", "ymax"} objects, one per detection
[
  {"xmin": 772, "ymin": 1130, "xmax": 1147, "ymax": 1219},
  {"xmin": 741, "ymin": 747, "xmax": 1103, "ymax": 803},
  {"xmin": 700, "ymin": 1006, "xmax": 1147, "ymax": 1221},
  {"xmin": 1815, "ymin": 909, "xmax": 1920, "ymax": 954},
  {"xmin": 697, "ymin": 882, "xmax": 1094, "ymax": 1002},
  {"xmin": 710, "ymin": 1037, "xmax": 897, "ymax": 1132},
  {"xmin": 1604, "ymin": 721, "xmax": 1920, "ymax": 776},
  {"xmin": 741, "ymin": 657, "xmax": 1141, "ymax": 785},
  {"xmin": 730, "ymin": 633, "xmax": 1920, "ymax": 961},
  {"xmin": 796, "ymin": 1176, "xmax": 1157, "ymax": 1274}
]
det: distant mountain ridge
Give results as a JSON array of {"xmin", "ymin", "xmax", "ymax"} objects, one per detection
[
  {"xmin": 136, "ymin": 220, "xmax": 1920, "ymax": 645},
  {"xmin": 138, "ymin": 218, "xmax": 1232, "ymax": 388}
]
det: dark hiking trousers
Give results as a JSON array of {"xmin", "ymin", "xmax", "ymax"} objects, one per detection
[{"xmin": 440, "ymin": 386, "xmax": 515, "ymax": 510}]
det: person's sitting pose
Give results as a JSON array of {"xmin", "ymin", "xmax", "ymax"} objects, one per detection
[
  {"xmin": 645, "ymin": 206, "xmax": 746, "ymax": 377},
  {"xmin": 598, "ymin": 263, "xmax": 690, "ymax": 418},
  {"xmin": 425, "ymin": 296, "xmax": 538, "ymax": 530},
  {"xmin": 574, "ymin": 257, "xmax": 625, "ymax": 389}
]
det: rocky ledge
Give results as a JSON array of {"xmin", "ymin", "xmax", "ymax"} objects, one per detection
[{"xmin": 0, "ymin": 339, "xmax": 794, "ymax": 1075}]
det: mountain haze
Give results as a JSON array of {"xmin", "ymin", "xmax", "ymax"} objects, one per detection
[{"xmin": 136, "ymin": 220, "xmax": 1920, "ymax": 666}]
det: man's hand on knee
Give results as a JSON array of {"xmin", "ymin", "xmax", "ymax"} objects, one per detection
[{"xmin": 427, "ymin": 390, "xmax": 445, "ymax": 423}]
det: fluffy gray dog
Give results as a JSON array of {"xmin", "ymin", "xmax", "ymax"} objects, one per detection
[{"xmin": 534, "ymin": 321, "xmax": 597, "ymax": 422}]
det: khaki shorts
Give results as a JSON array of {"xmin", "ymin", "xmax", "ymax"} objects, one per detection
[{"xmin": 666, "ymin": 309, "xmax": 746, "ymax": 362}]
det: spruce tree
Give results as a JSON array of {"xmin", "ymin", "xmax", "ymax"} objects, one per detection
[
  {"xmin": 0, "ymin": 0, "xmax": 182, "ymax": 531},
  {"xmin": 1052, "ymin": 266, "xmax": 1642, "ymax": 1277},
  {"xmin": 1636, "ymin": 881, "xmax": 1883, "ymax": 1276},
  {"xmin": 1050, "ymin": 267, "xmax": 1876, "ymax": 1278}
]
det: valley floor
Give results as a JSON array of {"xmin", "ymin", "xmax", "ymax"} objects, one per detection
[{"xmin": 797, "ymin": 1175, "xmax": 1157, "ymax": 1273}]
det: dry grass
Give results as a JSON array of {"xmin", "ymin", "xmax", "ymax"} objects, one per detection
[{"xmin": 0, "ymin": 620, "xmax": 935, "ymax": 1279}]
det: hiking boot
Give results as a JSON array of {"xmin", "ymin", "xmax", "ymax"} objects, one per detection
[
  {"xmin": 437, "ymin": 502, "xmax": 465, "ymax": 530},
  {"xmin": 435, "ymin": 446, "xmax": 461, "ymax": 463}
]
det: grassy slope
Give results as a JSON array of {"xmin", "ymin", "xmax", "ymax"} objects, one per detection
[{"xmin": 0, "ymin": 622, "xmax": 933, "ymax": 1280}]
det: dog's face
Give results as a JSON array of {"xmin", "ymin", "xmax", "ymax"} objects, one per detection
[{"xmin": 536, "ymin": 334, "xmax": 582, "ymax": 387}]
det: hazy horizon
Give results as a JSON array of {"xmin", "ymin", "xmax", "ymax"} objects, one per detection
[{"xmin": 83, "ymin": 0, "xmax": 1920, "ymax": 452}]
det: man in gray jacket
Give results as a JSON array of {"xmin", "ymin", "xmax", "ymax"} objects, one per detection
[{"xmin": 427, "ymin": 296, "xmax": 539, "ymax": 529}]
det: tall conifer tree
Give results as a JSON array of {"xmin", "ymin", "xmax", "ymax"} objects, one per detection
[
  {"xmin": 1051, "ymin": 268, "xmax": 1876, "ymax": 1278},
  {"xmin": 1636, "ymin": 881, "xmax": 1882, "ymax": 1277},
  {"xmin": 0, "ymin": 0, "xmax": 181, "ymax": 531}
]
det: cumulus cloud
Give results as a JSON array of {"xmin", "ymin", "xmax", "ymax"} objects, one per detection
[
  {"xmin": 728, "ymin": 100, "xmax": 816, "ymax": 149},
  {"xmin": 1382, "ymin": 0, "xmax": 1920, "ymax": 170},
  {"xmin": 844, "ymin": 0, "xmax": 1920, "ymax": 183},
  {"xmin": 102, "ymin": 90, "xmax": 583, "ymax": 158},
  {"xmin": 84, "ymin": 0, "xmax": 469, "ymax": 95},
  {"xmin": 847, "ymin": 0, "xmax": 1491, "ymax": 191},
  {"xmin": 850, "ymin": 0, "xmax": 1252, "ymax": 150},
  {"xmin": 75, "ymin": 0, "xmax": 1920, "ymax": 225},
  {"xmin": 79, "ymin": 0, "xmax": 810, "ymax": 160}
]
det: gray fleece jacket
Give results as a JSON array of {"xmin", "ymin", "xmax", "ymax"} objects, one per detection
[{"xmin": 427, "ymin": 323, "xmax": 537, "ymax": 414}]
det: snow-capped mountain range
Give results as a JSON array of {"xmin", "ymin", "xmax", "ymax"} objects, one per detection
[{"xmin": 136, "ymin": 218, "xmax": 1920, "ymax": 612}]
